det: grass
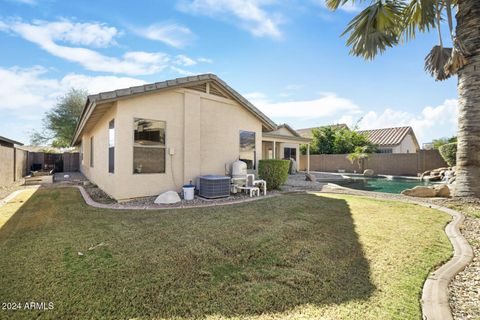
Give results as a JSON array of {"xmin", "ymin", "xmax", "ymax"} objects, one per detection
[{"xmin": 0, "ymin": 188, "xmax": 452, "ymax": 319}]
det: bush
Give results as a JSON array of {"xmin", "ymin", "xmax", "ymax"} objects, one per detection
[
  {"xmin": 258, "ymin": 159, "xmax": 290, "ymax": 190},
  {"xmin": 439, "ymin": 142, "xmax": 457, "ymax": 166}
]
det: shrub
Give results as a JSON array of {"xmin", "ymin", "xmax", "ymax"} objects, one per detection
[
  {"xmin": 258, "ymin": 159, "xmax": 290, "ymax": 190},
  {"xmin": 439, "ymin": 142, "xmax": 457, "ymax": 166}
]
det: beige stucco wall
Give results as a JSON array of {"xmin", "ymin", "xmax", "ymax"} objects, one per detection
[
  {"xmin": 80, "ymin": 104, "xmax": 118, "ymax": 198},
  {"xmin": 80, "ymin": 88, "xmax": 263, "ymax": 200},
  {"xmin": 378, "ymin": 134, "xmax": 418, "ymax": 154},
  {"xmin": 394, "ymin": 134, "xmax": 418, "ymax": 153},
  {"xmin": 0, "ymin": 145, "xmax": 14, "ymax": 187}
]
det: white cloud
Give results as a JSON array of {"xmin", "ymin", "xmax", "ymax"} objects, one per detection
[
  {"xmin": 1, "ymin": 19, "xmax": 174, "ymax": 75},
  {"xmin": 27, "ymin": 20, "xmax": 120, "ymax": 47},
  {"xmin": 245, "ymin": 91, "xmax": 361, "ymax": 119},
  {"xmin": 174, "ymin": 54, "xmax": 197, "ymax": 66},
  {"xmin": 178, "ymin": 0, "xmax": 283, "ymax": 39},
  {"xmin": 358, "ymin": 100, "xmax": 458, "ymax": 143},
  {"xmin": 244, "ymin": 91, "xmax": 458, "ymax": 144},
  {"xmin": 0, "ymin": 66, "xmax": 146, "ymax": 112},
  {"xmin": 0, "ymin": 65, "xmax": 147, "ymax": 142},
  {"xmin": 198, "ymin": 57, "xmax": 213, "ymax": 63},
  {"xmin": 138, "ymin": 23, "xmax": 194, "ymax": 48}
]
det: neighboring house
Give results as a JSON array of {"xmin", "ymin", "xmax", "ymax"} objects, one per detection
[
  {"xmin": 357, "ymin": 126, "xmax": 420, "ymax": 154},
  {"xmin": 297, "ymin": 124, "xmax": 420, "ymax": 154},
  {"xmin": 297, "ymin": 123, "xmax": 349, "ymax": 139},
  {"xmin": 0, "ymin": 136, "xmax": 24, "ymax": 187},
  {"xmin": 71, "ymin": 74, "xmax": 311, "ymax": 200}
]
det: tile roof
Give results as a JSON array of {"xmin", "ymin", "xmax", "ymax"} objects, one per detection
[
  {"xmin": 357, "ymin": 126, "xmax": 413, "ymax": 146},
  {"xmin": 72, "ymin": 74, "xmax": 278, "ymax": 145}
]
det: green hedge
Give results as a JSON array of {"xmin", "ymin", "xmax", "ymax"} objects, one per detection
[
  {"xmin": 439, "ymin": 142, "xmax": 457, "ymax": 166},
  {"xmin": 258, "ymin": 159, "xmax": 290, "ymax": 190}
]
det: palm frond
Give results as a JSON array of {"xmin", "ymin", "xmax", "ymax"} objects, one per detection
[
  {"xmin": 325, "ymin": 0, "xmax": 365, "ymax": 11},
  {"xmin": 402, "ymin": 0, "xmax": 436, "ymax": 41},
  {"xmin": 424, "ymin": 45, "xmax": 452, "ymax": 81},
  {"xmin": 444, "ymin": 38, "xmax": 469, "ymax": 77},
  {"xmin": 341, "ymin": 0, "xmax": 405, "ymax": 60}
]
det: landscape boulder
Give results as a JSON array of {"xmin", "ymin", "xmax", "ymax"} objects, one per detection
[
  {"xmin": 434, "ymin": 184, "xmax": 451, "ymax": 198},
  {"xmin": 420, "ymin": 171, "xmax": 431, "ymax": 180},
  {"xmin": 401, "ymin": 186, "xmax": 437, "ymax": 198},
  {"xmin": 363, "ymin": 169, "xmax": 375, "ymax": 177},
  {"xmin": 305, "ymin": 173, "xmax": 316, "ymax": 182},
  {"xmin": 154, "ymin": 191, "xmax": 181, "ymax": 204}
]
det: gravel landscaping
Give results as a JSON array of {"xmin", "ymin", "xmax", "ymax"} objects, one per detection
[{"xmin": 432, "ymin": 198, "xmax": 480, "ymax": 320}]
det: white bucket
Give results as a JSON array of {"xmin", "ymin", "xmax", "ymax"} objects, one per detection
[{"xmin": 183, "ymin": 186, "xmax": 195, "ymax": 201}]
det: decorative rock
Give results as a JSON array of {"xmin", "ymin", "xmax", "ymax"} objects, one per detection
[
  {"xmin": 434, "ymin": 184, "xmax": 451, "ymax": 198},
  {"xmin": 305, "ymin": 173, "xmax": 316, "ymax": 182},
  {"xmin": 363, "ymin": 169, "xmax": 375, "ymax": 177},
  {"xmin": 154, "ymin": 191, "xmax": 181, "ymax": 204},
  {"xmin": 401, "ymin": 186, "xmax": 437, "ymax": 197},
  {"xmin": 420, "ymin": 171, "xmax": 431, "ymax": 180}
]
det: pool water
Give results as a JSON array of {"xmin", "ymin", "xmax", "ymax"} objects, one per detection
[{"xmin": 337, "ymin": 176, "xmax": 434, "ymax": 194}]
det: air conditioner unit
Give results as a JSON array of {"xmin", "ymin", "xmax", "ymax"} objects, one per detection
[{"xmin": 198, "ymin": 175, "xmax": 230, "ymax": 199}]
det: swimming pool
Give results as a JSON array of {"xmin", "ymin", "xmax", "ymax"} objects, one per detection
[{"xmin": 336, "ymin": 176, "xmax": 434, "ymax": 194}]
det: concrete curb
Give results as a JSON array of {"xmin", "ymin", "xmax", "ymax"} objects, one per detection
[
  {"xmin": 76, "ymin": 186, "xmax": 281, "ymax": 211},
  {"xmin": 315, "ymin": 189, "xmax": 474, "ymax": 320},
  {"xmin": 417, "ymin": 202, "xmax": 474, "ymax": 320}
]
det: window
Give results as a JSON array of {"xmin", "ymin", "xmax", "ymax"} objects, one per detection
[
  {"xmin": 284, "ymin": 147, "xmax": 297, "ymax": 160},
  {"xmin": 79, "ymin": 142, "xmax": 83, "ymax": 164},
  {"xmin": 108, "ymin": 119, "xmax": 115, "ymax": 173},
  {"xmin": 239, "ymin": 130, "xmax": 256, "ymax": 169},
  {"xmin": 133, "ymin": 118, "xmax": 166, "ymax": 174},
  {"xmin": 379, "ymin": 148, "xmax": 393, "ymax": 154},
  {"xmin": 90, "ymin": 136, "xmax": 94, "ymax": 167}
]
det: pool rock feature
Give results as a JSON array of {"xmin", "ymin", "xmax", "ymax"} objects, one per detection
[
  {"xmin": 401, "ymin": 184, "xmax": 451, "ymax": 198},
  {"xmin": 421, "ymin": 166, "xmax": 456, "ymax": 184},
  {"xmin": 363, "ymin": 169, "xmax": 375, "ymax": 177}
]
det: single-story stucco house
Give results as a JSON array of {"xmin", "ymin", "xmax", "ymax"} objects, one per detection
[
  {"xmin": 357, "ymin": 126, "xmax": 420, "ymax": 154},
  {"xmin": 298, "ymin": 124, "xmax": 420, "ymax": 154},
  {"xmin": 71, "ymin": 74, "xmax": 311, "ymax": 200}
]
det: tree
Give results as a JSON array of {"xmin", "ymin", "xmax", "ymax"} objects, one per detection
[
  {"xmin": 31, "ymin": 89, "xmax": 87, "ymax": 148},
  {"xmin": 327, "ymin": 0, "xmax": 480, "ymax": 198},
  {"xmin": 301, "ymin": 126, "xmax": 376, "ymax": 155},
  {"xmin": 432, "ymin": 136, "xmax": 457, "ymax": 149},
  {"xmin": 348, "ymin": 145, "xmax": 376, "ymax": 172}
]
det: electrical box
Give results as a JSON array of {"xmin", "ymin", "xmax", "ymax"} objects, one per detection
[{"xmin": 169, "ymin": 147, "xmax": 175, "ymax": 155}]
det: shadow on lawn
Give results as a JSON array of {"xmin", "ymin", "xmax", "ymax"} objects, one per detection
[{"xmin": 0, "ymin": 189, "xmax": 375, "ymax": 319}]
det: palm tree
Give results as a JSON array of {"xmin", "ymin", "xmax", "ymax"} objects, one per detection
[
  {"xmin": 347, "ymin": 146, "xmax": 371, "ymax": 172},
  {"xmin": 327, "ymin": 0, "xmax": 480, "ymax": 198}
]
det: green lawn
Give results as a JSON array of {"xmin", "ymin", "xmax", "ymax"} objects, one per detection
[{"xmin": 0, "ymin": 188, "xmax": 451, "ymax": 319}]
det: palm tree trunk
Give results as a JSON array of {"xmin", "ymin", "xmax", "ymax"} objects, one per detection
[{"xmin": 454, "ymin": 0, "xmax": 480, "ymax": 198}]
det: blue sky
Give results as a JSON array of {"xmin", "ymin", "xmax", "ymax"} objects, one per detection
[{"xmin": 0, "ymin": 0, "xmax": 458, "ymax": 145}]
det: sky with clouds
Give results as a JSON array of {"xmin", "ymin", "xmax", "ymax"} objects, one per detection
[{"xmin": 0, "ymin": 0, "xmax": 458, "ymax": 145}]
